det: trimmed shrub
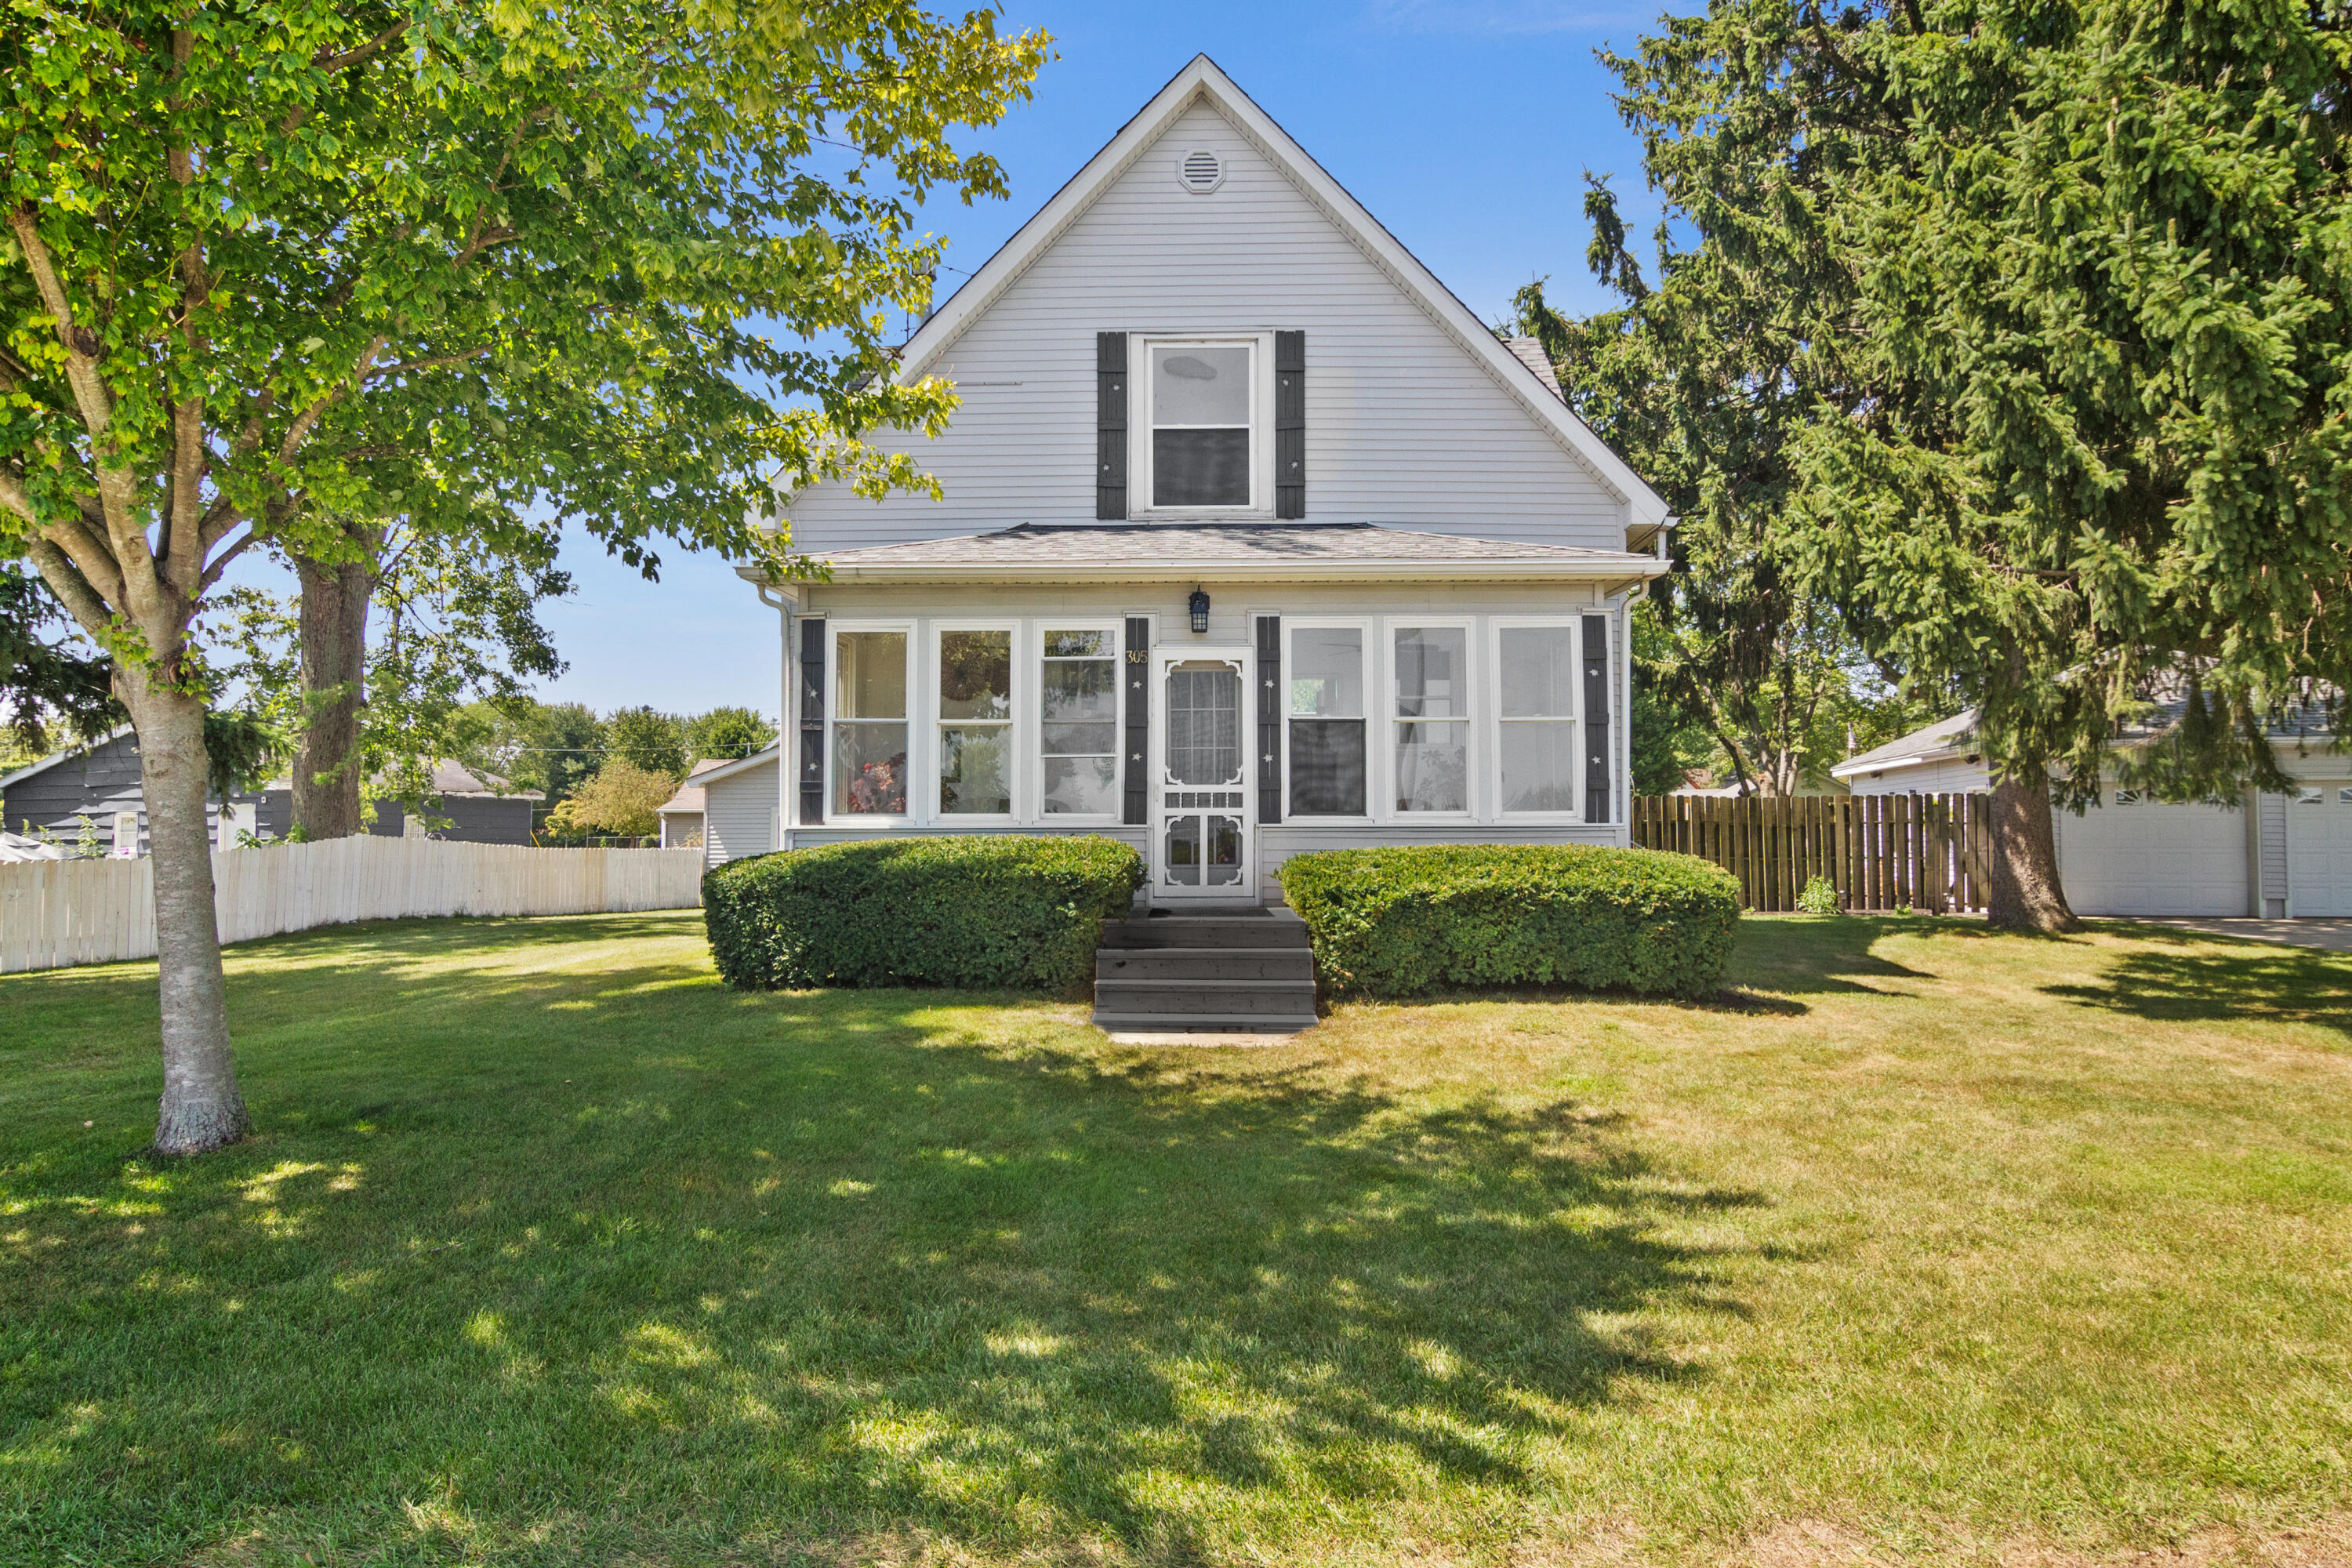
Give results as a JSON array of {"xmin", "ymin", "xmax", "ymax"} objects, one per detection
[
  {"xmin": 1278, "ymin": 844, "xmax": 1740, "ymax": 999},
  {"xmin": 703, "ymin": 834, "xmax": 1145, "ymax": 992}
]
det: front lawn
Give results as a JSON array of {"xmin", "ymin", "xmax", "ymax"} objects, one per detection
[{"xmin": 4, "ymin": 912, "xmax": 2349, "ymax": 1566}]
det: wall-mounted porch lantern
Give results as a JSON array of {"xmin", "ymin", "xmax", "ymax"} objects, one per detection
[{"xmin": 1188, "ymin": 587, "xmax": 1210, "ymax": 635}]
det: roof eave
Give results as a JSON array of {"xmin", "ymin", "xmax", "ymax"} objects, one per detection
[
  {"xmin": 812, "ymin": 555, "xmax": 1671, "ymax": 586},
  {"xmin": 692, "ymin": 744, "xmax": 782, "ymax": 788}
]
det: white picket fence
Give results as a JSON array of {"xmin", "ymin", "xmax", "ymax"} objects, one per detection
[{"xmin": 0, "ymin": 838, "xmax": 705, "ymax": 975}]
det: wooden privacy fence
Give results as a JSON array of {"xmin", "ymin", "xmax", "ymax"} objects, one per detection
[
  {"xmin": 1632, "ymin": 793, "xmax": 1992, "ymax": 913},
  {"xmin": 1, "ymin": 838, "xmax": 705, "ymax": 975}
]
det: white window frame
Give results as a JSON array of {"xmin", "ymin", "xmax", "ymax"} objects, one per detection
[
  {"xmin": 1381, "ymin": 616, "xmax": 1479, "ymax": 822},
  {"xmin": 1490, "ymin": 616, "xmax": 1584, "ymax": 823},
  {"xmin": 823, "ymin": 619, "xmax": 916, "ymax": 829},
  {"xmin": 1131, "ymin": 332, "xmax": 1276, "ymax": 520},
  {"xmin": 930, "ymin": 619, "xmax": 1021, "ymax": 825},
  {"xmin": 1281, "ymin": 617, "xmax": 1372, "ymax": 822},
  {"xmin": 1034, "ymin": 621, "xmax": 1124, "ymax": 823}
]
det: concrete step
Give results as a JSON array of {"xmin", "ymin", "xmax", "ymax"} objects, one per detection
[
  {"xmin": 1095, "ymin": 946, "xmax": 1316, "ymax": 982},
  {"xmin": 1091, "ymin": 1013, "xmax": 1321, "ymax": 1036},
  {"xmin": 1092, "ymin": 978, "xmax": 1318, "ymax": 1018},
  {"xmin": 1099, "ymin": 911, "xmax": 1312, "ymax": 950}
]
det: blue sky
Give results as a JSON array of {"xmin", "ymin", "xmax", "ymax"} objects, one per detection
[{"xmin": 419, "ymin": 0, "xmax": 1668, "ymax": 720}]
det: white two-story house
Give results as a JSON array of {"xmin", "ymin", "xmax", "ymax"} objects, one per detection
[{"xmin": 696, "ymin": 55, "xmax": 1671, "ymax": 906}]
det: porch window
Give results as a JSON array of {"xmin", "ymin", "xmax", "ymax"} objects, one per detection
[
  {"xmin": 938, "ymin": 629, "xmax": 1013, "ymax": 815},
  {"xmin": 1497, "ymin": 625, "xmax": 1578, "ymax": 813},
  {"xmin": 1040, "ymin": 628, "xmax": 1120, "ymax": 815},
  {"xmin": 1393, "ymin": 626, "xmax": 1468, "ymax": 813},
  {"xmin": 1287, "ymin": 626, "xmax": 1365, "ymax": 816},
  {"xmin": 1146, "ymin": 339, "xmax": 1254, "ymax": 509},
  {"xmin": 831, "ymin": 630, "xmax": 908, "ymax": 815}
]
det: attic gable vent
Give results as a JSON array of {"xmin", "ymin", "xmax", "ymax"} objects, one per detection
[{"xmin": 1176, "ymin": 147, "xmax": 1225, "ymax": 195}]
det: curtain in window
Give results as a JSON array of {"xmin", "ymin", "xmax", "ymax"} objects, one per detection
[
  {"xmin": 832, "ymin": 631, "xmax": 907, "ymax": 815},
  {"xmin": 1499, "ymin": 626, "xmax": 1577, "ymax": 811},
  {"xmin": 1393, "ymin": 627, "xmax": 1468, "ymax": 812},
  {"xmin": 1041, "ymin": 630, "xmax": 1119, "ymax": 815},
  {"xmin": 938, "ymin": 630, "xmax": 1012, "ymax": 815}
]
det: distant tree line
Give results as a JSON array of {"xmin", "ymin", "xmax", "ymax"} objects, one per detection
[{"xmin": 457, "ymin": 700, "xmax": 775, "ymax": 841}]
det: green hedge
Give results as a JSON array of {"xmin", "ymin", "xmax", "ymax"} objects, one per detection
[
  {"xmin": 702, "ymin": 834, "xmax": 1145, "ymax": 992},
  {"xmin": 1277, "ymin": 844, "xmax": 1740, "ymax": 999}
]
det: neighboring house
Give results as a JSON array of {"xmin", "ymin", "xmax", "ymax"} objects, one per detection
[
  {"xmin": 656, "ymin": 758, "xmax": 730, "ymax": 848},
  {"xmin": 695, "ymin": 745, "xmax": 783, "ymax": 866},
  {"xmin": 0, "ymin": 728, "xmax": 265, "ymax": 855},
  {"xmin": 1831, "ymin": 707, "xmax": 2347, "ymax": 918},
  {"xmin": 720, "ymin": 56, "xmax": 1671, "ymax": 905},
  {"xmin": 351, "ymin": 760, "xmax": 542, "ymax": 844},
  {"xmin": 3, "ymin": 739, "xmax": 539, "ymax": 852}
]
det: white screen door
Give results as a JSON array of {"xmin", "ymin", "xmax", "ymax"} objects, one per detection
[{"xmin": 1153, "ymin": 650, "xmax": 1254, "ymax": 902}]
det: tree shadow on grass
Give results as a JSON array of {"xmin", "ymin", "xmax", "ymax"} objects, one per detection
[
  {"xmin": 1726, "ymin": 914, "xmax": 1991, "ymax": 1003},
  {"xmin": 2042, "ymin": 928, "xmax": 2352, "ymax": 1041},
  {"xmin": 1, "ymin": 914, "xmax": 1765, "ymax": 1565}
]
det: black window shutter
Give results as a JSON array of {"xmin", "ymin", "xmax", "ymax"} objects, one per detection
[
  {"xmin": 1257, "ymin": 615, "xmax": 1282, "ymax": 824},
  {"xmin": 798, "ymin": 618, "xmax": 826, "ymax": 826},
  {"xmin": 1582, "ymin": 613, "xmax": 1611, "ymax": 824},
  {"xmin": 1098, "ymin": 332, "xmax": 1128, "ymax": 520},
  {"xmin": 1275, "ymin": 331, "xmax": 1305, "ymax": 519},
  {"xmin": 1123, "ymin": 615, "xmax": 1150, "ymax": 826}
]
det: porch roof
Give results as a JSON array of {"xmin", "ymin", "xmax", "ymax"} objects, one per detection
[{"xmin": 757, "ymin": 523, "xmax": 1670, "ymax": 587}]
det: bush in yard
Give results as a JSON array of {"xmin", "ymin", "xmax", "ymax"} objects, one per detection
[
  {"xmin": 1278, "ymin": 844, "xmax": 1740, "ymax": 1000},
  {"xmin": 703, "ymin": 835, "xmax": 1145, "ymax": 992},
  {"xmin": 1797, "ymin": 875, "xmax": 1841, "ymax": 916}
]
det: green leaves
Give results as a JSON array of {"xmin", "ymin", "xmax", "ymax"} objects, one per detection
[{"xmin": 1591, "ymin": 0, "xmax": 2352, "ymax": 801}]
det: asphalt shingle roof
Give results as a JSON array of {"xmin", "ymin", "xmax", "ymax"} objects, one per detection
[{"xmin": 814, "ymin": 522, "xmax": 1651, "ymax": 574}]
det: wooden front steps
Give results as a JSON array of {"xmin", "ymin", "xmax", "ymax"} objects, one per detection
[{"xmin": 1091, "ymin": 906, "xmax": 1319, "ymax": 1036}]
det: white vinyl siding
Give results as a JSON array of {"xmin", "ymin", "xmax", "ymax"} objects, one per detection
[
  {"xmin": 1841, "ymin": 756, "xmax": 1994, "ymax": 796},
  {"xmin": 702, "ymin": 760, "xmax": 780, "ymax": 866},
  {"xmin": 782, "ymin": 101, "xmax": 1627, "ymax": 553}
]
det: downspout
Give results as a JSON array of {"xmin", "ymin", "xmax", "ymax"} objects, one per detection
[{"xmin": 757, "ymin": 582, "xmax": 791, "ymax": 857}]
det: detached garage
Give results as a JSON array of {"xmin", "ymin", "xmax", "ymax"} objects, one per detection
[
  {"xmin": 2285, "ymin": 782, "xmax": 2352, "ymax": 916},
  {"xmin": 1832, "ymin": 710, "xmax": 2339, "ymax": 920},
  {"xmin": 2050, "ymin": 792, "xmax": 2248, "ymax": 918}
]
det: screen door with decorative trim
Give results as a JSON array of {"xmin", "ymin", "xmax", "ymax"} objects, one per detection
[{"xmin": 1153, "ymin": 651, "xmax": 1254, "ymax": 900}]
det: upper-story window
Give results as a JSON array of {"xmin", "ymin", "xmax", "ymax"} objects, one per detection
[{"xmin": 1142, "ymin": 337, "xmax": 1264, "ymax": 512}]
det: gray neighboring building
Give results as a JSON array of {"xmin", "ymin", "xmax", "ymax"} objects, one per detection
[
  {"xmin": 0, "ymin": 728, "xmax": 265, "ymax": 855},
  {"xmin": 334, "ymin": 759, "xmax": 543, "ymax": 845},
  {"xmin": 1, "ymin": 738, "xmax": 539, "ymax": 854}
]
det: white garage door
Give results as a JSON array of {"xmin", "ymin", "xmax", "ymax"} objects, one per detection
[
  {"xmin": 2285, "ymin": 783, "xmax": 2352, "ymax": 916},
  {"xmin": 2057, "ymin": 791, "xmax": 2248, "ymax": 917}
]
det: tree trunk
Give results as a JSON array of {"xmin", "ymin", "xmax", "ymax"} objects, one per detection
[
  {"xmin": 1987, "ymin": 766, "xmax": 2079, "ymax": 933},
  {"xmin": 292, "ymin": 550, "xmax": 373, "ymax": 837},
  {"xmin": 120, "ymin": 673, "xmax": 251, "ymax": 1155}
]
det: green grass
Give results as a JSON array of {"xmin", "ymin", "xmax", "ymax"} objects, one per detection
[{"xmin": 4, "ymin": 912, "xmax": 2350, "ymax": 1567}]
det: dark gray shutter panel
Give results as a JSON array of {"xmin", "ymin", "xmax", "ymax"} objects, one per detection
[
  {"xmin": 798, "ymin": 618, "xmax": 826, "ymax": 826},
  {"xmin": 1123, "ymin": 615, "xmax": 1150, "ymax": 826},
  {"xmin": 1257, "ymin": 615, "xmax": 1282, "ymax": 824},
  {"xmin": 1098, "ymin": 332, "xmax": 1128, "ymax": 520},
  {"xmin": 1274, "ymin": 331, "xmax": 1305, "ymax": 519},
  {"xmin": 1582, "ymin": 613, "xmax": 1611, "ymax": 824}
]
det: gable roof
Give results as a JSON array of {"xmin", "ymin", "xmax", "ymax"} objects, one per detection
[
  {"xmin": 896, "ymin": 54, "xmax": 1668, "ymax": 529},
  {"xmin": 789, "ymin": 521, "xmax": 1668, "ymax": 586},
  {"xmin": 1830, "ymin": 712, "xmax": 1980, "ymax": 779},
  {"xmin": 1829, "ymin": 695, "xmax": 2343, "ymax": 781},
  {"xmin": 1504, "ymin": 337, "xmax": 1563, "ymax": 397},
  {"xmin": 0, "ymin": 725, "xmax": 135, "ymax": 794},
  {"xmin": 658, "ymin": 757, "xmax": 731, "ymax": 816},
  {"xmin": 694, "ymin": 743, "xmax": 781, "ymax": 789}
]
